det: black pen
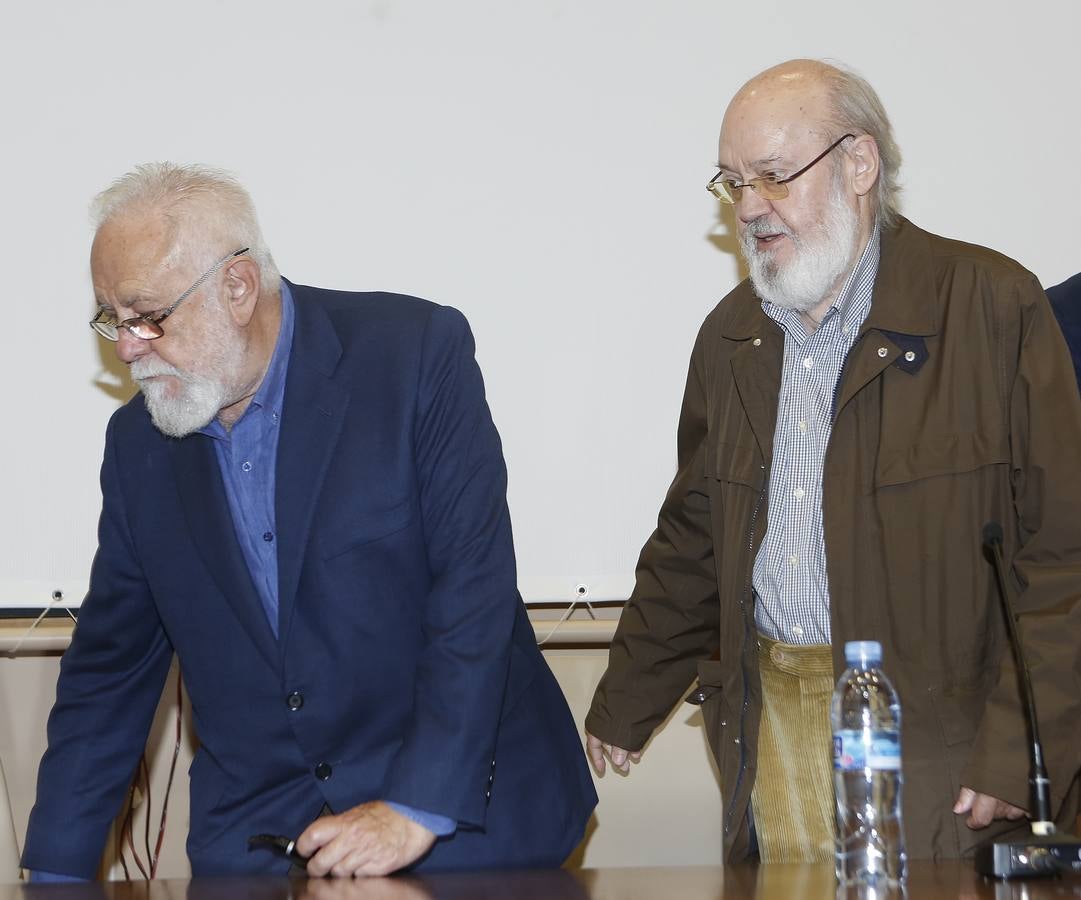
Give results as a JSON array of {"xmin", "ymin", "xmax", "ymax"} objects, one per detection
[{"xmin": 248, "ymin": 833, "xmax": 309, "ymax": 869}]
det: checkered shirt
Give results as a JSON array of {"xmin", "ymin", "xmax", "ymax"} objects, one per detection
[{"xmin": 751, "ymin": 226, "xmax": 881, "ymax": 645}]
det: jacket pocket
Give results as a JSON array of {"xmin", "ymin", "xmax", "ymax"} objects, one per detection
[
  {"xmin": 320, "ymin": 497, "xmax": 416, "ymax": 559},
  {"xmin": 690, "ymin": 659, "xmax": 728, "ymax": 746},
  {"xmin": 875, "ymin": 431, "xmax": 1008, "ymax": 487},
  {"xmin": 709, "ymin": 442, "xmax": 765, "ymax": 490}
]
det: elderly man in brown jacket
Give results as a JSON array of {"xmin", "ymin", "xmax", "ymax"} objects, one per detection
[{"xmin": 585, "ymin": 59, "xmax": 1081, "ymax": 864}]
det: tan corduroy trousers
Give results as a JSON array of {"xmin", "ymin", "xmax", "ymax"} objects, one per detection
[{"xmin": 749, "ymin": 636, "xmax": 836, "ymax": 863}]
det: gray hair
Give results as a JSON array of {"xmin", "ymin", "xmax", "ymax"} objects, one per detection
[
  {"xmin": 819, "ymin": 63, "xmax": 903, "ymax": 229},
  {"xmin": 91, "ymin": 162, "xmax": 280, "ymax": 287}
]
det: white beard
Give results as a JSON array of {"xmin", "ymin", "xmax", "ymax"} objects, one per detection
[
  {"xmin": 740, "ymin": 174, "xmax": 860, "ymax": 314},
  {"xmin": 129, "ymin": 301, "xmax": 240, "ymax": 438}
]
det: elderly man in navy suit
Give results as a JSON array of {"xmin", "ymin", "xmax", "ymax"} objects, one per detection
[
  {"xmin": 1048, "ymin": 273, "xmax": 1081, "ymax": 390},
  {"xmin": 23, "ymin": 163, "xmax": 596, "ymax": 880}
]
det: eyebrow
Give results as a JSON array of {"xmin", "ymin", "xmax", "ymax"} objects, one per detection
[{"xmin": 714, "ymin": 153, "xmax": 788, "ymax": 175}]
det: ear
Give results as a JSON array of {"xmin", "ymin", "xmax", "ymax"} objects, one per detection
[
  {"xmin": 847, "ymin": 134, "xmax": 880, "ymax": 199},
  {"xmin": 221, "ymin": 255, "xmax": 262, "ymax": 327}
]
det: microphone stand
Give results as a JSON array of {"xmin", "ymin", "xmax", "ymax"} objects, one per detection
[{"xmin": 974, "ymin": 522, "xmax": 1081, "ymax": 878}]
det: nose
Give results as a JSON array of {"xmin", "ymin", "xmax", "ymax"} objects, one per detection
[
  {"xmin": 115, "ymin": 328, "xmax": 152, "ymax": 365},
  {"xmin": 736, "ymin": 185, "xmax": 773, "ymax": 224}
]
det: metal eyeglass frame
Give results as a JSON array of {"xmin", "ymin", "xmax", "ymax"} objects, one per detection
[
  {"xmin": 89, "ymin": 247, "xmax": 250, "ymax": 341},
  {"xmin": 706, "ymin": 134, "xmax": 855, "ymax": 204}
]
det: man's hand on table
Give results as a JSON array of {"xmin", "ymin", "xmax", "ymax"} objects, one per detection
[
  {"xmin": 585, "ymin": 731, "xmax": 642, "ymax": 775},
  {"xmin": 296, "ymin": 800, "xmax": 436, "ymax": 877},
  {"xmin": 954, "ymin": 786, "xmax": 1027, "ymax": 829}
]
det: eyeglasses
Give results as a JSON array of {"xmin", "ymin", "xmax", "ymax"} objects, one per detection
[
  {"xmin": 90, "ymin": 247, "xmax": 250, "ymax": 341},
  {"xmin": 706, "ymin": 133, "xmax": 855, "ymax": 204}
]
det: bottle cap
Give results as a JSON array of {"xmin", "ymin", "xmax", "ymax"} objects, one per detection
[{"xmin": 844, "ymin": 640, "xmax": 882, "ymax": 668}]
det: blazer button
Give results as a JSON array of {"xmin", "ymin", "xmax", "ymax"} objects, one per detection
[
  {"xmin": 314, "ymin": 762, "xmax": 332, "ymax": 781},
  {"xmin": 287, "ymin": 692, "xmax": 304, "ymax": 711}
]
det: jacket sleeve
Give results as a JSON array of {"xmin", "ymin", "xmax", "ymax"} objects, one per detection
[
  {"xmin": 379, "ymin": 306, "xmax": 519, "ymax": 828},
  {"xmin": 21, "ymin": 413, "xmax": 174, "ymax": 878},
  {"xmin": 584, "ymin": 323, "xmax": 721, "ymax": 752},
  {"xmin": 962, "ymin": 274, "xmax": 1081, "ymax": 817}
]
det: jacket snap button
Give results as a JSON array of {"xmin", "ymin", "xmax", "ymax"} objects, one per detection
[
  {"xmin": 287, "ymin": 692, "xmax": 304, "ymax": 710},
  {"xmin": 314, "ymin": 762, "xmax": 332, "ymax": 781},
  {"xmin": 877, "ymin": 346, "xmax": 888, "ymax": 357},
  {"xmin": 753, "ymin": 338, "xmax": 762, "ymax": 347},
  {"xmin": 904, "ymin": 350, "xmax": 916, "ymax": 362}
]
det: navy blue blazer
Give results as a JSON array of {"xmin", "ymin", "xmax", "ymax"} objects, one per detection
[
  {"xmin": 1048, "ymin": 272, "xmax": 1081, "ymax": 391},
  {"xmin": 23, "ymin": 283, "xmax": 597, "ymax": 877}
]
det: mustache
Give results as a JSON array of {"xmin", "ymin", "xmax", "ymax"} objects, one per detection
[
  {"xmin": 742, "ymin": 217, "xmax": 795, "ymax": 240},
  {"xmin": 130, "ymin": 359, "xmax": 186, "ymax": 381}
]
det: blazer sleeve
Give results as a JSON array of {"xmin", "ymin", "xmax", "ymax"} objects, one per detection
[
  {"xmin": 584, "ymin": 322, "xmax": 721, "ymax": 752},
  {"xmin": 379, "ymin": 306, "xmax": 519, "ymax": 828},
  {"xmin": 21, "ymin": 413, "xmax": 174, "ymax": 878},
  {"xmin": 962, "ymin": 274, "xmax": 1081, "ymax": 818}
]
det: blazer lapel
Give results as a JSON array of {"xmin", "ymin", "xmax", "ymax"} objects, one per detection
[
  {"xmin": 171, "ymin": 434, "xmax": 279, "ymax": 670},
  {"xmin": 274, "ymin": 288, "xmax": 349, "ymax": 653}
]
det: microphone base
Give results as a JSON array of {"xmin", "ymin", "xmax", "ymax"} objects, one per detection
[{"xmin": 975, "ymin": 831, "xmax": 1081, "ymax": 878}]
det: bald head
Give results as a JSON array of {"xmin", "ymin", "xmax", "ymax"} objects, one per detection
[{"xmin": 719, "ymin": 59, "xmax": 901, "ymax": 228}]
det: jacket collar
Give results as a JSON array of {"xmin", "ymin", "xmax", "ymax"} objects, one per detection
[
  {"xmin": 171, "ymin": 280, "xmax": 349, "ymax": 671},
  {"xmin": 272, "ymin": 280, "xmax": 349, "ymax": 657},
  {"xmin": 719, "ymin": 217, "xmax": 940, "ymax": 340}
]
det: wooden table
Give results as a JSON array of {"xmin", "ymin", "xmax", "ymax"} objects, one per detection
[{"xmin": 3, "ymin": 863, "xmax": 1080, "ymax": 899}]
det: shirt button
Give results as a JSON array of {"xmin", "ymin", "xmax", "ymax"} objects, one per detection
[
  {"xmin": 802, "ymin": 357, "xmax": 814, "ymax": 370},
  {"xmin": 789, "ymin": 554, "xmax": 799, "ymax": 566},
  {"xmin": 314, "ymin": 762, "xmax": 332, "ymax": 781},
  {"xmin": 287, "ymin": 692, "xmax": 304, "ymax": 710},
  {"xmin": 792, "ymin": 624, "xmax": 804, "ymax": 637},
  {"xmin": 263, "ymin": 531, "xmax": 274, "ymax": 542},
  {"xmin": 793, "ymin": 487, "xmax": 805, "ymax": 500},
  {"xmin": 842, "ymin": 324, "xmax": 850, "ymax": 335},
  {"xmin": 241, "ymin": 461, "xmax": 253, "ymax": 472},
  {"xmin": 797, "ymin": 419, "xmax": 807, "ymax": 433},
  {"xmin": 272, "ymin": 412, "xmax": 280, "ymax": 422},
  {"xmin": 877, "ymin": 347, "xmax": 888, "ymax": 358}
]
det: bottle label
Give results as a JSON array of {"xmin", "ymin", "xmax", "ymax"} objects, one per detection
[{"xmin": 833, "ymin": 729, "xmax": 901, "ymax": 771}]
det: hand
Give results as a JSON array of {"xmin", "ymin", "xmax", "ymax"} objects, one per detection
[
  {"xmin": 296, "ymin": 801, "xmax": 437, "ymax": 877},
  {"xmin": 585, "ymin": 731, "xmax": 642, "ymax": 776},
  {"xmin": 953, "ymin": 786, "xmax": 1027, "ymax": 829}
]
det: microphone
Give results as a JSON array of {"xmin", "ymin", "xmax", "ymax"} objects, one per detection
[{"xmin": 974, "ymin": 522, "xmax": 1081, "ymax": 878}]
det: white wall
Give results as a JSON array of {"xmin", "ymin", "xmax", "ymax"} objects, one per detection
[{"xmin": 2, "ymin": 0, "xmax": 1079, "ymax": 608}]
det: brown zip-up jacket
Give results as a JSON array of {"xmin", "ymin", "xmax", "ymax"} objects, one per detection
[{"xmin": 585, "ymin": 217, "xmax": 1081, "ymax": 861}]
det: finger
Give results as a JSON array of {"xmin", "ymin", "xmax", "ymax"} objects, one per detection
[
  {"xmin": 966, "ymin": 794, "xmax": 996, "ymax": 829},
  {"xmin": 628, "ymin": 751, "xmax": 642, "ymax": 763},
  {"xmin": 307, "ymin": 827, "xmax": 373, "ymax": 878},
  {"xmin": 1005, "ymin": 805, "xmax": 1027, "ymax": 820},
  {"xmin": 585, "ymin": 733, "xmax": 607, "ymax": 775},
  {"xmin": 332, "ymin": 842, "xmax": 382, "ymax": 879},
  {"xmin": 296, "ymin": 815, "xmax": 345, "ymax": 858},
  {"xmin": 609, "ymin": 747, "xmax": 630, "ymax": 774},
  {"xmin": 953, "ymin": 787, "xmax": 975, "ymax": 815}
]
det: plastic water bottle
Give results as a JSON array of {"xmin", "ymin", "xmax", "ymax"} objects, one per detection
[{"xmin": 831, "ymin": 640, "xmax": 907, "ymax": 887}]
